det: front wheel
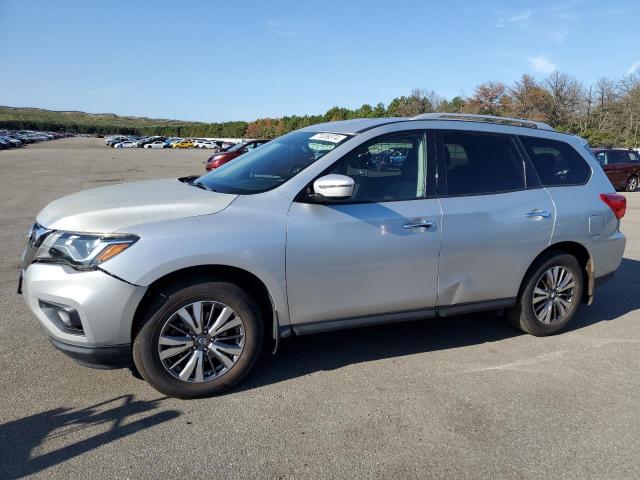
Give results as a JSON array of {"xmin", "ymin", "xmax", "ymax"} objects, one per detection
[
  {"xmin": 626, "ymin": 175, "xmax": 638, "ymax": 192},
  {"xmin": 133, "ymin": 279, "xmax": 263, "ymax": 398},
  {"xmin": 507, "ymin": 252, "xmax": 584, "ymax": 336}
]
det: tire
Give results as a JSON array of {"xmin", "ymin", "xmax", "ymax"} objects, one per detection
[
  {"xmin": 625, "ymin": 175, "xmax": 638, "ymax": 192},
  {"xmin": 133, "ymin": 278, "xmax": 263, "ymax": 398},
  {"xmin": 507, "ymin": 252, "xmax": 584, "ymax": 336}
]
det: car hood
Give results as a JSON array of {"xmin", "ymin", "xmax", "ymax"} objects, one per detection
[{"xmin": 37, "ymin": 178, "xmax": 237, "ymax": 233}]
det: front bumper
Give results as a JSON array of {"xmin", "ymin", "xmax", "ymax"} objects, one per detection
[
  {"xmin": 49, "ymin": 338, "xmax": 132, "ymax": 369},
  {"xmin": 21, "ymin": 263, "xmax": 147, "ymax": 367}
]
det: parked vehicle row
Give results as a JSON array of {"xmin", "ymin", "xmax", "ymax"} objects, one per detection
[
  {"xmin": 105, "ymin": 135, "xmax": 239, "ymax": 151},
  {"xmin": 0, "ymin": 130, "xmax": 70, "ymax": 150}
]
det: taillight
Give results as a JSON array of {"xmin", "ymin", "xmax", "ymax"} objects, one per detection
[{"xmin": 600, "ymin": 193, "xmax": 626, "ymax": 220}]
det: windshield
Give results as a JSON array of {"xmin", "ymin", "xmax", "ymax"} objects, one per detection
[
  {"xmin": 196, "ymin": 130, "xmax": 350, "ymax": 194},
  {"xmin": 227, "ymin": 142, "xmax": 246, "ymax": 152}
]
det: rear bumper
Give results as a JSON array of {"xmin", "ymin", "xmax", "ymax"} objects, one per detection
[
  {"xmin": 591, "ymin": 231, "xmax": 626, "ymax": 278},
  {"xmin": 49, "ymin": 337, "xmax": 131, "ymax": 369}
]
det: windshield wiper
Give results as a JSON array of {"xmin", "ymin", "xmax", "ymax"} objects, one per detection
[
  {"xmin": 178, "ymin": 175, "xmax": 215, "ymax": 192},
  {"xmin": 192, "ymin": 181, "xmax": 214, "ymax": 191},
  {"xmin": 178, "ymin": 175, "xmax": 199, "ymax": 184}
]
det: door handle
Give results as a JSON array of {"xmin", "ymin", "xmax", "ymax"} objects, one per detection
[
  {"xmin": 403, "ymin": 220, "xmax": 436, "ymax": 230},
  {"xmin": 526, "ymin": 209, "xmax": 551, "ymax": 219}
]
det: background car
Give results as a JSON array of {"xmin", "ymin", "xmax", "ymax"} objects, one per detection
[
  {"xmin": 115, "ymin": 141, "xmax": 136, "ymax": 148},
  {"xmin": 592, "ymin": 148, "xmax": 640, "ymax": 191},
  {"xmin": 192, "ymin": 139, "xmax": 209, "ymax": 148},
  {"xmin": 144, "ymin": 141, "xmax": 167, "ymax": 149},
  {"xmin": 172, "ymin": 139, "xmax": 194, "ymax": 149},
  {"xmin": 205, "ymin": 139, "xmax": 269, "ymax": 170}
]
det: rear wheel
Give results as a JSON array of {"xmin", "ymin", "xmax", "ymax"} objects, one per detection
[
  {"xmin": 626, "ymin": 175, "xmax": 638, "ymax": 192},
  {"xmin": 507, "ymin": 252, "xmax": 583, "ymax": 336},
  {"xmin": 133, "ymin": 279, "xmax": 263, "ymax": 398}
]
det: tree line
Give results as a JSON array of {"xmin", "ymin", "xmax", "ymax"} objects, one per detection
[{"xmin": 2, "ymin": 71, "xmax": 639, "ymax": 147}]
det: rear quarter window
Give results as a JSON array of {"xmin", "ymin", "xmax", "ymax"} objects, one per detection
[{"xmin": 519, "ymin": 136, "xmax": 591, "ymax": 186}]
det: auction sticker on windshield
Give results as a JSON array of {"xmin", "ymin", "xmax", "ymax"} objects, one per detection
[{"xmin": 309, "ymin": 133, "xmax": 348, "ymax": 143}]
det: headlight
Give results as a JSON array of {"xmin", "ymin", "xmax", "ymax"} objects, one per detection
[{"xmin": 34, "ymin": 232, "xmax": 138, "ymax": 270}]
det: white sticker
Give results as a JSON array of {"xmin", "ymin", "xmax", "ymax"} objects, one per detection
[{"xmin": 309, "ymin": 132, "xmax": 347, "ymax": 143}]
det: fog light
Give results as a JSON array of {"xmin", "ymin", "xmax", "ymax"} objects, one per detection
[{"xmin": 38, "ymin": 299, "xmax": 84, "ymax": 334}]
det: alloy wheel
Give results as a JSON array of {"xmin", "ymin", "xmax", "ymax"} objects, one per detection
[
  {"xmin": 532, "ymin": 266, "xmax": 576, "ymax": 325},
  {"xmin": 157, "ymin": 301, "xmax": 245, "ymax": 383}
]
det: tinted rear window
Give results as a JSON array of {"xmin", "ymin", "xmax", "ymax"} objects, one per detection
[
  {"xmin": 614, "ymin": 150, "xmax": 640, "ymax": 163},
  {"xmin": 442, "ymin": 132, "xmax": 524, "ymax": 196},
  {"xmin": 520, "ymin": 137, "xmax": 591, "ymax": 186}
]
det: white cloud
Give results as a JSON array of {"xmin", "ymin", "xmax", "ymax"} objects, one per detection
[
  {"xmin": 265, "ymin": 19, "xmax": 295, "ymax": 38},
  {"xmin": 528, "ymin": 55, "xmax": 557, "ymax": 75},
  {"xmin": 627, "ymin": 60, "xmax": 640, "ymax": 75},
  {"xmin": 496, "ymin": 10, "xmax": 531, "ymax": 28}
]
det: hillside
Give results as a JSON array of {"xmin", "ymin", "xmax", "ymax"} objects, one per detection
[{"xmin": 0, "ymin": 106, "xmax": 211, "ymax": 136}]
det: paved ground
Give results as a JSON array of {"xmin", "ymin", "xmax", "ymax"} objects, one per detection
[{"xmin": 0, "ymin": 137, "xmax": 639, "ymax": 479}]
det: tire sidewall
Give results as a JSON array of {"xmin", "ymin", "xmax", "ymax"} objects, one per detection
[
  {"xmin": 133, "ymin": 281, "xmax": 263, "ymax": 398},
  {"xmin": 519, "ymin": 253, "xmax": 583, "ymax": 335}
]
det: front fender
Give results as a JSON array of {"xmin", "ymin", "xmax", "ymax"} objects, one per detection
[{"xmin": 100, "ymin": 193, "xmax": 291, "ymax": 326}]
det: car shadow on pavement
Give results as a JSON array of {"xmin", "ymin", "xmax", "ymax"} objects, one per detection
[
  {"xmin": 0, "ymin": 395, "xmax": 180, "ymax": 479},
  {"xmin": 243, "ymin": 310, "xmax": 521, "ymax": 392},
  {"xmin": 242, "ymin": 257, "xmax": 640, "ymax": 392},
  {"xmin": 567, "ymin": 257, "xmax": 640, "ymax": 330}
]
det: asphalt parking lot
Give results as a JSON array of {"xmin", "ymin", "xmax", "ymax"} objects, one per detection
[{"xmin": 1, "ymin": 137, "xmax": 639, "ymax": 479}]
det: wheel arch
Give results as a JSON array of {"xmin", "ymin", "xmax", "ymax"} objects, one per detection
[
  {"xmin": 522, "ymin": 241, "xmax": 593, "ymax": 305},
  {"xmin": 131, "ymin": 265, "xmax": 282, "ymax": 352}
]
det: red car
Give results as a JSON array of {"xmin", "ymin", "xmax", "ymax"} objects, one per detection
[
  {"xmin": 205, "ymin": 139, "xmax": 270, "ymax": 171},
  {"xmin": 592, "ymin": 148, "xmax": 640, "ymax": 192}
]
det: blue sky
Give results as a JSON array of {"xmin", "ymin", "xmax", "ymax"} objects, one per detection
[{"xmin": 1, "ymin": 0, "xmax": 639, "ymax": 122}]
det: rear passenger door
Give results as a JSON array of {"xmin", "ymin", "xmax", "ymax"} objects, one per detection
[{"xmin": 436, "ymin": 131, "xmax": 555, "ymax": 308}]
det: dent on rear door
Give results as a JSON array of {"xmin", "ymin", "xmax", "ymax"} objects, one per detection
[{"xmin": 437, "ymin": 189, "xmax": 555, "ymax": 306}]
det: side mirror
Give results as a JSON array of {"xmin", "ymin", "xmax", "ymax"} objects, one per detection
[{"xmin": 313, "ymin": 174, "xmax": 354, "ymax": 200}]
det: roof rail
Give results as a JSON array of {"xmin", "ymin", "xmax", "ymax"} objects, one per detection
[{"xmin": 411, "ymin": 113, "xmax": 555, "ymax": 131}]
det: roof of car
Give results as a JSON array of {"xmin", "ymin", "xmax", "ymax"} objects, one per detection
[
  {"xmin": 298, "ymin": 118, "xmax": 405, "ymax": 134},
  {"xmin": 298, "ymin": 113, "xmax": 556, "ymax": 135},
  {"xmin": 591, "ymin": 147, "xmax": 636, "ymax": 151}
]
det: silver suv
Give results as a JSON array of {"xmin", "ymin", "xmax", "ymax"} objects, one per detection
[{"xmin": 19, "ymin": 113, "xmax": 626, "ymax": 398}]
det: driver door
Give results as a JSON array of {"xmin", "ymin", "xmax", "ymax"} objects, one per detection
[{"xmin": 285, "ymin": 130, "xmax": 441, "ymax": 330}]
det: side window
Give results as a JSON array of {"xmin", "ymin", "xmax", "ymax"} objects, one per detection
[
  {"xmin": 597, "ymin": 152, "xmax": 608, "ymax": 166},
  {"xmin": 326, "ymin": 132, "xmax": 426, "ymax": 202},
  {"xmin": 608, "ymin": 151, "xmax": 626, "ymax": 164},
  {"xmin": 627, "ymin": 151, "xmax": 639, "ymax": 163},
  {"xmin": 520, "ymin": 136, "xmax": 591, "ymax": 186},
  {"xmin": 442, "ymin": 132, "xmax": 524, "ymax": 196}
]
